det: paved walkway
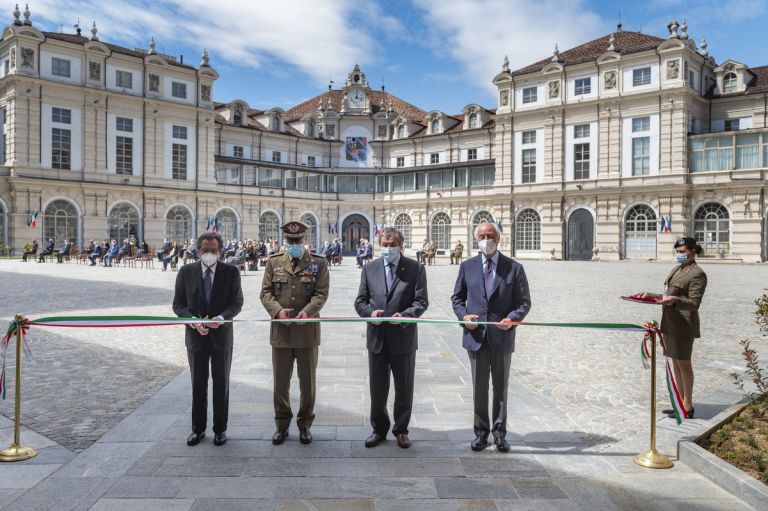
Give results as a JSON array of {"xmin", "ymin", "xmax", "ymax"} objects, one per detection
[{"xmin": 0, "ymin": 257, "xmax": 764, "ymax": 510}]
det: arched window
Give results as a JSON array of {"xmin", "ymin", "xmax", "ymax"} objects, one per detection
[
  {"xmin": 44, "ymin": 199, "xmax": 78, "ymax": 247},
  {"xmin": 271, "ymin": 116, "xmax": 280, "ymax": 131},
  {"xmin": 723, "ymin": 72, "xmax": 737, "ymax": 93},
  {"xmin": 393, "ymin": 213, "xmax": 412, "ymax": 248},
  {"xmin": 216, "ymin": 208, "xmax": 239, "ymax": 242},
  {"xmin": 233, "ymin": 107, "xmax": 243, "ymax": 125},
  {"xmin": 625, "ymin": 205, "xmax": 657, "ymax": 237},
  {"xmin": 468, "ymin": 112, "xmax": 479, "ymax": 129},
  {"xmin": 300, "ymin": 212, "xmax": 318, "ymax": 250},
  {"xmin": 397, "ymin": 124, "xmax": 405, "ymax": 139},
  {"xmin": 259, "ymin": 211, "xmax": 280, "ymax": 244},
  {"xmin": 694, "ymin": 202, "xmax": 730, "ymax": 254},
  {"xmin": 108, "ymin": 203, "xmax": 139, "ymax": 242},
  {"xmin": 430, "ymin": 119, "xmax": 440, "ymax": 134},
  {"xmin": 430, "ymin": 212, "xmax": 451, "ymax": 250},
  {"xmin": 166, "ymin": 205, "xmax": 193, "ymax": 243},
  {"xmin": 515, "ymin": 209, "xmax": 541, "ymax": 251},
  {"xmin": 471, "ymin": 210, "xmax": 495, "ymax": 250},
  {"xmin": 306, "ymin": 121, "xmax": 314, "ymax": 137}
]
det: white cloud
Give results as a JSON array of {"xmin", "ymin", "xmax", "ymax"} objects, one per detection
[
  {"xmin": 28, "ymin": 0, "xmax": 402, "ymax": 85},
  {"xmin": 412, "ymin": 0, "xmax": 605, "ymax": 94}
]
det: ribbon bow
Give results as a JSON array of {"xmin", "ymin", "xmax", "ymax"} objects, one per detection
[{"xmin": 641, "ymin": 321, "xmax": 687, "ymax": 424}]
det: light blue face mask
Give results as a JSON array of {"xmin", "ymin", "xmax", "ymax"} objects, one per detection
[
  {"xmin": 380, "ymin": 246, "xmax": 399, "ymax": 263},
  {"xmin": 286, "ymin": 244, "xmax": 305, "ymax": 259},
  {"xmin": 675, "ymin": 252, "xmax": 689, "ymax": 264}
]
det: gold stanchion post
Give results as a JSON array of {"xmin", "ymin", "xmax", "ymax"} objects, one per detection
[
  {"xmin": 0, "ymin": 314, "xmax": 37, "ymax": 462},
  {"xmin": 634, "ymin": 328, "xmax": 673, "ymax": 469}
]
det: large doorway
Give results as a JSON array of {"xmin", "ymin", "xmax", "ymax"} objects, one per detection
[
  {"xmin": 567, "ymin": 208, "xmax": 594, "ymax": 261},
  {"xmin": 342, "ymin": 214, "xmax": 370, "ymax": 255},
  {"xmin": 624, "ymin": 204, "xmax": 657, "ymax": 259}
]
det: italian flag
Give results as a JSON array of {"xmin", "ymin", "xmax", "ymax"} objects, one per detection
[{"xmin": 28, "ymin": 211, "xmax": 39, "ymax": 228}]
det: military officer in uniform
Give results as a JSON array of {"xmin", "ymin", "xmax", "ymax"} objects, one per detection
[{"xmin": 260, "ymin": 221, "xmax": 330, "ymax": 445}]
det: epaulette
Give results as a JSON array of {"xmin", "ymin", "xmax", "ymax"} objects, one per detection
[{"xmin": 269, "ymin": 252, "xmax": 283, "ymax": 257}]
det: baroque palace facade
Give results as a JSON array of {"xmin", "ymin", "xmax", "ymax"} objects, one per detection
[{"xmin": 0, "ymin": 9, "xmax": 767, "ymax": 260}]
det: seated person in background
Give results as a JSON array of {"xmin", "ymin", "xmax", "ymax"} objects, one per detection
[
  {"xmin": 21, "ymin": 239, "xmax": 39, "ymax": 262},
  {"xmin": 226, "ymin": 242, "xmax": 248, "ymax": 267},
  {"xmin": 89, "ymin": 243, "xmax": 103, "ymax": 266},
  {"xmin": 183, "ymin": 238, "xmax": 198, "ymax": 264},
  {"xmin": 157, "ymin": 239, "xmax": 171, "ymax": 262},
  {"xmin": 104, "ymin": 240, "xmax": 120, "ymax": 267},
  {"xmin": 138, "ymin": 240, "xmax": 149, "ymax": 258},
  {"xmin": 356, "ymin": 240, "xmax": 366, "ymax": 268},
  {"xmin": 38, "ymin": 238, "xmax": 55, "ymax": 263},
  {"xmin": 245, "ymin": 240, "xmax": 257, "ymax": 270},
  {"xmin": 56, "ymin": 239, "xmax": 72, "ymax": 264},
  {"xmin": 450, "ymin": 239, "xmax": 464, "ymax": 265},
  {"xmin": 416, "ymin": 238, "xmax": 429, "ymax": 264},
  {"xmin": 118, "ymin": 239, "xmax": 132, "ymax": 263},
  {"xmin": 162, "ymin": 240, "xmax": 181, "ymax": 271},
  {"xmin": 321, "ymin": 241, "xmax": 332, "ymax": 265}
]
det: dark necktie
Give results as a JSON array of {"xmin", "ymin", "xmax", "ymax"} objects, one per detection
[
  {"xmin": 203, "ymin": 268, "xmax": 212, "ymax": 304},
  {"xmin": 385, "ymin": 262, "xmax": 394, "ymax": 293},
  {"xmin": 484, "ymin": 259, "xmax": 494, "ymax": 298},
  {"xmin": 291, "ymin": 258, "xmax": 299, "ymax": 271}
]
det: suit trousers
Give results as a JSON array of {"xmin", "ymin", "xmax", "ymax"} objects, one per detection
[
  {"xmin": 368, "ymin": 346, "xmax": 416, "ymax": 436},
  {"xmin": 187, "ymin": 340, "xmax": 233, "ymax": 434},
  {"xmin": 272, "ymin": 347, "xmax": 318, "ymax": 430},
  {"xmin": 468, "ymin": 342, "xmax": 512, "ymax": 439}
]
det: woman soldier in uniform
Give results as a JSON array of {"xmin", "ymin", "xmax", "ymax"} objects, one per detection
[{"xmin": 637, "ymin": 236, "xmax": 707, "ymax": 418}]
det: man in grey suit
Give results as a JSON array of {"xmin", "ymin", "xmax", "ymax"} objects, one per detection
[
  {"xmin": 354, "ymin": 227, "xmax": 428, "ymax": 449},
  {"xmin": 451, "ymin": 222, "xmax": 531, "ymax": 452},
  {"xmin": 173, "ymin": 232, "xmax": 244, "ymax": 447}
]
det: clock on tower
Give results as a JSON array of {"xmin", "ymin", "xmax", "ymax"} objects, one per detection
[{"xmin": 348, "ymin": 89, "xmax": 366, "ymax": 109}]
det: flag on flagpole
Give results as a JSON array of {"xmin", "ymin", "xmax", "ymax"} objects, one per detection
[
  {"xmin": 206, "ymin": 217, "xmax": 211, "ymax": 231},
  {"xmin": 28, "ymin": 210, "xmax": 39, "ymax": 228},
  {"xmin": 496, "ymin": 220, "xmax": 504, "ymax": 233},
  {"xmin": 659, "ymin": 216, "xmax": 667, "ymax": 233},
  {"xmin": 211, "ymin": 217, "xmax": 218, "ymax": 233},
  {"xmin": 665, "ymin": 215, "xmax": 672, "ymax": 233}
]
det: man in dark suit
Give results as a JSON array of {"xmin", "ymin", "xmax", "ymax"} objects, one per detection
[
  {"xmin": 37, "ymin": 239, "xmax": 55, "ymax": 263},
  {"xmin": 21, "ymin": 239, "xmax": 38, "ymax": 262},
  {"xmin": 56, "ymin": 239, "xmax": 72, "ymax": 263},
  {"xmin": 173, "ymin": 232, "xmax": 244, "ymax": 447},
  {"xmin": 354, "ymin": 227, "xmax": 428, "ymax": 449},
  {"xmin": 451, "ymin": 222, "xmax": 531, "ymax": 452}
]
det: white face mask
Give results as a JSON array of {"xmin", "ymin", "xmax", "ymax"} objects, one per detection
[
  {"xmin": 200, "ymin": 252, "xmax": 218, "ymax": 267},
  {"xmin": 478, "ymin": 239, "xmax": 497, "ymax": 256}
]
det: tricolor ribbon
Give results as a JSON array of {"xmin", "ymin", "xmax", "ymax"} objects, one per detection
[
  {"xmin": 1, "ymin": 318, "xmax": 30, "ymax": 400},
  {"xmin": 642, "ymin": 321, "xmax": 687, "ymax": 425}
]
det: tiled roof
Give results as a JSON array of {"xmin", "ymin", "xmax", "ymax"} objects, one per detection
[
  {"xmin": 42, "ymin": 32, "xmax": 197, "ymax": 70},
  {"xmin": 284, "ymin": 90, "xmax": 428, "ymax": 122},
  {"xmin": 510, "ymin": 31, "xmax": 665, "ymax": 77},
  {"xmin": 745, "ymin": 65, "xmax": 768, "ymax": 95}
]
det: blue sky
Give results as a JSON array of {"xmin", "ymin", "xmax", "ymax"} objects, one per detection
[{"xmin": 29, "ymin": 0, "xmax": 768, "ymax": 114}]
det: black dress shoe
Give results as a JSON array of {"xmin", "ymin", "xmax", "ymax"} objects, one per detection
[
  {"xmin": 213, "ymin": 432, "xmax": 227, "ymax": 446},
  {"xmin": 471, "ymin": 436, "xmax": 489, "ymax": 452},
  {"xmin": 186, "ymin": 432, "xmax": 205, "ymax": 446},
  {"xmin": 396, "ymin": 433, "xmax": 411, "ymax": 449},
  {"xmin": 272, "ymin": 429, "xmax": 288, "ymax": 445},
  {"xmin": 665, "ymin": 407, "xmax": 695, "ymax": 419},
  {"xmin": 299, "ymin": 428, "xmax": 312, "ymax": 444},
  {"xmin": 495, "ymin": 437, "xmax": 510, "ymax": 453},
  {"xmin": 364, "ymin": 432, "xmax": 385, "ymax": 448}
]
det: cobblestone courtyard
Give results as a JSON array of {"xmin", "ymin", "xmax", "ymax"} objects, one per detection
[{"xmin": 0, "ymin": 257, "xmax": 765, "ymax": 510}]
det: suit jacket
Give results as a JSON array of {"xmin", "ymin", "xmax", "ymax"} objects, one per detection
[
  {"xmin": 354, "ymin": 255, "xmax": 429, "ymax": 355},
  {"xmin": 451, "ymin": 253, "xmax": 531, "ymax": 354},
  {"xmin": 661, "ymin": 260, "xmax": 707, "ymax": 341},
  {"xmin": 173, "ymin": 261, "xmax": 244, "ymax": 351},
  {"xmin": 260, "ymin": 250, "xmax": 330, "ymax": 348}
]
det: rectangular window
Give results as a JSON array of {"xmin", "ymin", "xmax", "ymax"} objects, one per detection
[
  {"xmin": 632, "ymin": 137, "xmax": 650, "ymax": 176},
  {"xmin": 632, "ymin": 116, "xmax": 650, "ymax": 132},
  {"xmin": 522, "ymin": 148, "xmax": 536, "ymax": 183},
  {"xmin": 376, "ymin": 175, "xmax": 389, "ymax": 193},
  {"xmin": 575, "ymin": 77, "xmax": 591, "ymax": 95},
  {"xmin": 467, "ymin": 148, "xmax": 478, "ymax": 161},
  {"xmin": 691, "ymin": 137, "xmax": 733, "ymax": 172},
  {"xmin": 172, "ymin": 125, "xmax": 187, "ymax": 140},
  {"xmin": 574, "ymin": 124, "xmax": 590, "ymax": 139},
  {"xmin": 52, "ymin": 107, "xmax": 71, "ymax": 124},
  {"xmin": 377, "ymin": 125, "xmax": 387, "ymax": 139},
  {"xmin": 396, "ymin": 156, "xmax": 405, "ymax": 168},
  {"xmin": 325, "ymin": 124, "xmax": 335, "ymax": 137},
  {"xmin": 271, "ymin": 151, "xmax": 282, "ymax": 163},
  {"xmin": 632, "ymin": 67, "xmax": 652, "ymax": 87},
  {"xmin": 391, "ymin": 173, "xmax": 415, "ymax": 192},
  {"xmin": 430, "ymin": 153, "xmax": 440, "ymax": 165},
  {"xmin": 455, "ymin": 168, "xmax": 467, "ymax": 187},
  {"xmin": 51, "ymin": 127, "xmax": 71, "ymax": 169},
  {"xmin": 172, "ymin": 143, "xmax": 187, "ymax": 180},
  {"xmin": 574, "ymin": 143, "xmax": 590, "ymax": 179},
  {"xmin": 115, "ymin": 135, "xmax": 133, "ymax": 175},
  {"xmin": 307, "ymin": 155, "xmax": 316, "ymax": 167},
  {"xmin": 285, "ymin": 170, "xmax": 297, "ymax": 189},
  {"xmin": 116, "ymin": 117, "xmax": 133, "ymax": 133},
  {"xmin": 415, "ymin": 172, "xmax": 426, "ymax": 190},
  {"xmin": 470, "ymin": 167, "xmax": 495, "ymax": 187},
  {"xmin": 233, "ymin": 145, "xmax": 244, "ymax": 159},
  {"xmin": 522, "ymin": 86, "xmax": 537, "ymax": 104},
  {"xmin": 171, "ymin": 81, "xmax": 187, "ymax": 99},
  {"xmin": 522, "ymin": 130, "xmax": 536, "ymax": 144},
  {"xmin": 724, "ymin": 119, "xmax": 740, "ymax": 132},
  {"xmin": 763, "ymin": 134, "xmax": 768, "ymax": 169},
  {"xmin": 258, "ymin": 168, "xmax": 282, "ymax": 188},
  {"xmin": 735, "ymin": 133, "xmax": 760, "ymax": 169},
  {"xmin": 51, "ymin": 57, "xmax": 71, "ymax": 78},
  {"xmin": 356, "ymin": 175, "xmax": 375, "ymax": 193},
  {"xmin": 116, "ymin": 70, "xmax": 133, "ymax": 89},
  {"xmin": 428, "ymin": 169, "xmax": 452, "ymax": 189}
]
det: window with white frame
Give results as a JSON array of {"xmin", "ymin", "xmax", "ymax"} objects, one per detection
[
  {"xmin": 522, "ymin": 148, "xmax": 536, "ymax": 183},
  {"xmin": 172, "ymin": 125, "xmax": 187, "ymax": 140},
  {"xmin": 272, "ymin": 151, "xmax": 282, "ymax": 163},
  {"xmin": 632, "ymin": 67, "xmax": 651, "ymax": 87},
  {"xmin": 378, "ymin": 125, "xmax": 387, "ymax": 139},
  {"xmin": 724, "ymin": 119, "xmax": 740, "ymax": 132},
  {"xmin": 723, "ymin": 72, "xmax": 737, "ymax": 93},
  {"xmin": 171, "ymin": 81, "xmax": 187, "ymax": 99},
  {"xmin": 397, "ymin": 124, "xmax": 405, "ymax": 138},
  {"xmin": 522, "ymin": 86, "xmax": 537, "ymax": 104},
  {"xmin": 307, "ymin": 155, "xmax": 316, "ymax": 167},
  {"xmin": 430, "ymin": 119, "xmax": 440, "ymax": 134},
  {"xmin": 271, "ymin": 116, "xmax": 280, "ymax": 131},
  {"xmin": 468, "ymin": 113, "xmax": 479, "ymax": 128},
  {"xmin": 325, "ymin": 124, "xmax": 335, "ymax": 137},
  {"xmin": 574, "ymin": 143, "xmax": 590, "ymax": 180},
  {"xmin": 467, "ymin": 148, "xmax": 478, "ymax": 161},
  {"xmin": 515, "ymin": 209, "xmax": 541, "ymax": 251},
  {"xmin": 51, "ymin": 57, "xmax": 71, "ymax": 78},
  {"xmin": 52, "ymin": 128, "xmax": 71, "ymax": 170},
  {"xmin": 632, "ymin": 137, "xmax": 650, "ymax": 176},
  {"xmin": 115, "ymin": 135, "xmax": 133, "ymax": 175},
  {"xmin": 172, "ymin": 143, "xmax": 187, "ymax": 180},
  {"xmin": 116, "ymin": 70, "xmax": 132, "ymax": 89},
  {"xmin": 233, "ymin": 145, "xmax": 244, "ymax": 159},
  {"xmin": 430, "ymin": 152, "xmax": 440, "ymax": 165},
  {"xmin": 575, "ymin": 77, "xmax": 591, "ymax": 95},
  {"xmin": 396, "ymin": 156, "xmax": 405, "ymax": 168},
  {"xmin": 574, "ymin": 124, "xmax": 590, "ymax": 139},
  {"xmin": 52, "ymin": 107, "xmax": 71, "ymax": 124},
  {"xmin": 522, "ymin": 130, "xmax": 536, "ymax": 144},
  {"xmin": 632, "ymin": 117, "xmax": 650, "ymax": 133},
  {"xmin": 116, "ymin": 117, "xmax": 133, "ymax": 133}
]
